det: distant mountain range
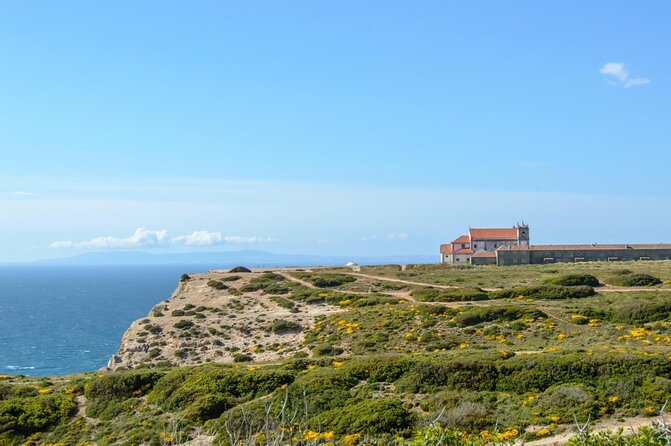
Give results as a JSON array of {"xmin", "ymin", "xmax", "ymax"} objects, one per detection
[{"xmin": 22, "ymin": 250, "xmax": 436, "ymax": 267}]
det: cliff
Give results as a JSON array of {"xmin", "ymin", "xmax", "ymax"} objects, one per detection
[{"xmin": 107, "ymin": 270, "xmax": 343, "ymax": 370}]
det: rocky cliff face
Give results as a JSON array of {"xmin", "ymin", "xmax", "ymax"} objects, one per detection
[{"xmin": 107, "ymin": 270, "xmax": 341, "ymax": 370}]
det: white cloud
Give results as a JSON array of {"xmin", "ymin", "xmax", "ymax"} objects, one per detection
[
  {"xmin": 51, "ymin": 228, "xmax": 169, "ymax": 249},
  {"xmin": 600, "ymin": 62, "xmax": 650, "ymax": 88},
  {"xmin": 362, "ymin": 235, "xmax": 378, "ymax": 241},
  {"xmin": 11, "ymin": 191, "xmax": 34, "ymax": 196},
  {"xmin": 387, "ymin": 233, "xmax": 409, "ymax": 240},
  {"xmin": 222, "ymin": 236, "xmax": 276, "ymax": 244},
  {"xmin": 172, "ymin": 231, "xmax": 223, "ymax": 246},
  {"xmin": 51, "ymin": 228, "xmax": 275, "ymax": 249}
]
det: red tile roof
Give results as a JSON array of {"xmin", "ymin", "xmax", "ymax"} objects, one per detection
[
  {"xmin": 454, "ymin": 248, "xmax": 474, "ymax": 255},
  {"xmin": 469, "ymin": 228, "xmax": 518, "ymax": 240},
  {"xmin": 451, "ymin": 235, "xmax": 470, "ymax": 244},
  {"xmin": 471, "ymin": 251, "xmax": 496, "ymax": 258},
  {"xmin": 440, "ymin": 244, "xmax": 453, "ymax": 254},
  {"xmin": 498, "ymin": 243, "xmax": 671, "ymax": 251}
]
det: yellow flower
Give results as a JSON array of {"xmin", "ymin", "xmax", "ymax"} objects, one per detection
[
  {"xmin": 342, "ymin": 433, "xmax": 361, "ymax": 446},
  {"xmin": 630, "ymin": 328, "xmax": 650, "ymax": 338},
  {"xmin": 459, "ymin": 342, "xmax": 469, "ymax": 349},
  {"xmin": 480, "ymin": 430, "xmax": 493, "ymax": 441},
  {"xmin": 556, "ymin": 333, "xmax": 566, "ymax": 340},
  {"xmin": 608, "ymin": 395, "xmax": 620, "ymax": 403},
  {"xmin": 548, "ymin": 415, "xmax": 561, "ymax": 423},
  {"xmin": 332, "ymin": 361, "xmax": 343, "ymax": 367},
  {"xmin": 536, "ymin": 428, "xmax": 551, "ymax": 438},
  {"xmin": 496, "ymin": 428, "xmax": 519, "ymax": 440},
  {"xmin": 38, "ymin": 388, "xmax": 53, "ymax": 394}
]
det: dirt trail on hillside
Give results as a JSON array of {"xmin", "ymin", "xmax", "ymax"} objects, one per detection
[
  {"xmin": 519, "ymin": 416, "xmax": 655, "ymax": 445},
  {"xmin": 346, "ymin": 272, "xmax": 665, "ymax": 294},
  {"xmin": 346, "ymin": 273, "xmax": 463, "ymax": 289},
  {"xmin": 278, "ymin": 272, "xmax": 498, "ymax": 307}
]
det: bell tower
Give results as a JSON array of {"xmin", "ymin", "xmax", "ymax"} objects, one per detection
[{"xmin": 516, "ymin": 222, "xmax": 530, "ymax": 246}]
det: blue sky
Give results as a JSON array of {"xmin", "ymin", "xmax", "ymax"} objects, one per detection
[{"xmin": 1, "ymin": 1, "xmax": 670, "ymax": 261}]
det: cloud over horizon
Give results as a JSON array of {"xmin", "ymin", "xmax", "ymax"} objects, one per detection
[
  {"xmin": 50, "ymin": 228, "xmax": 275, "ymax": 249},
  {"xmin": 387, "ymin": 233, "xmax": 409, "ymax": 240},
  {"xmin": 600, "ymin": 62, "xmax": 650, "ymax": 88}
]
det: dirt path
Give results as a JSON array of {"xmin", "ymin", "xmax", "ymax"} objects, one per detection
[
  {"xmin": 75, "ymin": 395, "xmax": 98, "ymax": 424},
  {"xmin": 518, "ymin": 416, "xmax": 655, "ymax": 445},
  {"xmin": 346, "ymin": 272, "xmax": 665, "ymax": 294},
  {"xmin": 346, "ymin": 272, "xmax": 463, "ymax": 290}
]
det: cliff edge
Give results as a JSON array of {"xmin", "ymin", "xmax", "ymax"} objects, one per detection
[{"xmin": 107, "ymin": 269, "xmax": 342, "ymax": 370}]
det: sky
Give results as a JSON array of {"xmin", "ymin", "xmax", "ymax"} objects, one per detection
[{"xmin": 1, "ymin": 1, "xmax": 670, "ymax": 262}]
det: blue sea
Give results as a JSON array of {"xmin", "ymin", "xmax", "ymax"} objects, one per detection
[{"xmin": 0, "ymin": 265, "xmax": 208, "ymax": 376}]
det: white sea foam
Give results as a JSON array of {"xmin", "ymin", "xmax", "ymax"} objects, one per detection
[{"xmin": 5, "ymin": 365, "xmax": 36, "ymax": 370}]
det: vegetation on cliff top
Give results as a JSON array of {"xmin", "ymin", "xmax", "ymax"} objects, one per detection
[{"xmin": 4, "ymin": 260, "xmax": 671, "ymax": 445}]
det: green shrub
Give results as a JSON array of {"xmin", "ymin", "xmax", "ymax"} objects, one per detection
[
  {"xmin": 180, "ymin": 274, "xmax": 191, "ymax": 282},
  {"xmin": 490, "ymin": 285, "xmax": 595, "ymax": 300},
  {"xmin": 171, "ymin": 310, "xmax": 185, "ymax": 317},
  {"xmin": 241, "ymin": 273, "xmax": 290, "ymax": 294},
  {"xmin": 145, "ymin": 324, "xmax": 162, "ymax": 335},
  {"xmin": 411, "ymin": 287, "xmax": 489, "ymax": 302},
  {"xmin": 229, "ymin": 266, "xmax": 252, "ymax": 273},
  {"xmin": 174, "ymin": 320, "xmax": 194, "ymax": 330},
  {"xmin": 85, "ymin": 371, "xmax": 163, "ymax": 419},
  {"xmin": 233, "ymin": 354, "xmax": 253, "ymax": 363},
  {"xmin": 607, "ymin": 273, "xmax": 662, "ymax": 287},
  {"xmin": 350, "ymin": 295, "xmax": 402, "ymax": 307},
  {"xmin": 207, "ymin": 280, "xmax": 228, "ymax": 290},
  {"xmin": 544, "ymin": 274, "xmax": 600, "ymax": 287},
  {"xmin": 455, "ymin": 307, "xmax": 546, "ymax": 327},
  {"xmin": 148, "ymin": 365, "xmax": 294, "ymax": 418},
  {"xmin": 221, "ymin": 275, "xmax": 241, "ymax": 282},
  {"xmin": 180, "ymin": 394, "xmax": 233, "ymax": 423},
  {"xmin": 296, "ymin": 273, "xmax": 357, "ymax": 288},
  {"xmin": 290, "ymin": 368, "xmax": 359, "ymax": 412},
  {"xmin": 270, "ymin": 296, "xmax": 296, "ymax": 310},
  {"xmin": 319, "ymin": 399, "xmax": 413, "ymax": 435},
  {"xmin": 270, "ymin": 319, "xmax": 302, "ymax": 334},
  {"xmin": 580, "ymin": 295, "xmax": 671, "ymax": 324},
  {"xmin": 0, "ymin": 394, "xmax": 76, "ymax": 438},
  {"xmin": 532, "ymin": 384, "xmax": 596, "ymax": 423},
  {"xmin": 641, "ymin": 377, "xmax": 671, "ymax": 405},
  {"xmin": 312, "ymin": 344, "xmax": 343, "ymax": 357},
  {"xmin": 342, "ymin": 355, "xmax": 413, "ymax": 382},
  {"xmin": 442, "ymin": 401, "xmax": 495, "ymax": 431}
]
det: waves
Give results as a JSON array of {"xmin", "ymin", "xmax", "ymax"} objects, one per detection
[{"xmin": 5, "ymin": 365, "xmax": 35, "ymax": 370}]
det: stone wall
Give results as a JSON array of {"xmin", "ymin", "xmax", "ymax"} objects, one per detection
[
  {"xmin": 471, "ymin": 256, "xmax": 497, "ymax": 266},
  {"xmin": 497, "ymin": 248, "xmax": 671, "ymax": 266}
]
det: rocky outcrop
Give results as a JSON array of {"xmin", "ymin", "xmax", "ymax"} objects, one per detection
[{"xmin": 108, "ymin": 271, "xmax": 341, "ymax": 370}]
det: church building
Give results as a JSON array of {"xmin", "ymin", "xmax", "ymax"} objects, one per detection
[{"xmin": 440, "ymin": 223, "xmax": 530, "ymax": 265}]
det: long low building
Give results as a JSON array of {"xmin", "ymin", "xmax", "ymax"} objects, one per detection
[{"xmin": 496, "ymin": 243, "xmax": 671, "ymax": 266}]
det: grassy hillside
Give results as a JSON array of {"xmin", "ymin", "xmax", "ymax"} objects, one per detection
[{"xmin": 3, "ymin": 261, "xmax": 671, "ymax": 445}]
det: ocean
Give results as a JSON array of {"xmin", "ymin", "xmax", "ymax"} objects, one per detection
[{"xmin": 0, "ymin": 265, "xmax": 206, "ymax": 376}]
